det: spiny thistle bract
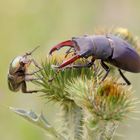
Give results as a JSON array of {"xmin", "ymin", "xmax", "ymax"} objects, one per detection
[
  {"xmin": 11, "ymin": 28, "xmax": 139, "ymax": 140},
  {"xmin": 65, "ymin": 77, "xmax": 136, "ymax": 140},
  {"xmin": 66, "ymin": 77, "xmax": 134, "ymax": 121},
  {"xmin": 35, "ymin": 57, "xmax": 96, "ymax": 103}
]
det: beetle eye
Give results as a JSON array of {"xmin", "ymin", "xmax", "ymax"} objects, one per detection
[
  {"xmin": 72, "ymin": 37, "xmax": 77, "ymax": 40},
  {"xmin": 75, "ymin": 45, "xmax": 80, "ymax": 51}
]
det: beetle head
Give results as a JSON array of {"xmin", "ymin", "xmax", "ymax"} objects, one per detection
[
  {"xmin": 49, "ymin": 36, "xmax": 93, "ymax": 56},
  {"xmin": 49, "ymin": 36, "xmax": 93, "ymax": 68}
]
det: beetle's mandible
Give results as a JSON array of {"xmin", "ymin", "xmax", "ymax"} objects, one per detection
[{"xmin": 49, "ymin": 34, "xmax": 140, "ymax": 85}]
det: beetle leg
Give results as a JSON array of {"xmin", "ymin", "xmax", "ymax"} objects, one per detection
[
  {"xmin": 21, "ymin": 81, "xmax": 40, "ymax": 93},
  {"xmin": 70, "ymin": 61, "xmax": 94, "ymax": 68},
  {"xmin": 64, "ymin": 47, "xmax": 74, "ymax": 58},
  {"xmin": 118, "ymin": 69, "xmax": 131, "ymax": 85},
  {"xmin": 100, "ymin": 60, "xmax": 110, "ymax": 81},
  {"xmin": 66, "ymin": 57, "xmax": 95, "ymax": 68},
  {"xmin": 65, "ymin": 61, "xmax": 92, "ymax": 68}
]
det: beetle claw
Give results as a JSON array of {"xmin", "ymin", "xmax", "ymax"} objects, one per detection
[
  {"xmin": 49, "ymin": 40, "xmax": 75, "ymax": 55},
  {"xmin": 51, "ymin": 54, "xmax": 81, "ymax": 69},
  {"xmin": 58, "ymin": 54, "xmax": 81, "ymax": 68}
]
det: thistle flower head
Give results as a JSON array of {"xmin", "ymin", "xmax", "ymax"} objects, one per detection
[
  {"xmin": 35, "ymin": 56, "xmax": 96, "ymax": 103},
  {"xmin": 66, "ymin": 77, "xmax": 135, "ymax": 121}
]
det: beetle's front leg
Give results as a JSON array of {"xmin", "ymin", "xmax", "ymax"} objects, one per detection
[
  {"xmin": 67, "ymin": 60, "xmax": 94, "ymax": 68},
  {"xmin": 21, "ymin": 81, "xmax": 40, "ymax": 93},
  {"xmin": 62, "ymin": 57, "xmax": 95, "ymax": 69},
  {"xmin": 64, "ymin": 47, "xmax": 73, "ymax": 58}
]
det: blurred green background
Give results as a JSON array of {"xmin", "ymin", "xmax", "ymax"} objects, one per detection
[{"xmin": 1, "ymin": 0, "xmax": 140, "ymax": 139}]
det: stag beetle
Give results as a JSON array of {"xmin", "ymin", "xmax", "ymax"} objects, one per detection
[
  {"xmin": 49, "ymin": 34, "xmax": 140, "ymax": 85},
  {"xmin": 8, "ymin": 46, "xmax": 41, "ymax": 93}
]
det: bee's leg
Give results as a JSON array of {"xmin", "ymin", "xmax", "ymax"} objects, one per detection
[
  {"xmin": 21, "ymin": 81, "xmax": 41, "ymax": 93},
  {"xmin": 30, "ymin": 59, "xmax": 42, "ymax": 69},
  {"xmin": 25, "ymin": 76, "xmax": 41, "ymax": 81},
  {"xmin": 25, "ymin": 69, "xmax": 42, "ymax": 76}
]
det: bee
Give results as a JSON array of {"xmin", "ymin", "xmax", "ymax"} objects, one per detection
[{"xmin": 8, "ymin": 46, "xmax": 41, "ymax": 93}]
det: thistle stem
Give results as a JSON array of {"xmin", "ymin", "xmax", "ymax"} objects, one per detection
[
  {"xmin": 97, "ymin": 121, "xmax": 119, "ymax": 140},
  {"xmin": 62, "ymin": 102, "xmax": 83, "ymax": 140}
]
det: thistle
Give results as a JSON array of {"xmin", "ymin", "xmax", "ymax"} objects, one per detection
[
  {"xmin": 66, "ymin": 77, "xmax": 135, "ymax": 140},
  {"xmin": 10, "ymin": 28, "xmax": 139, "ymax": 140}
]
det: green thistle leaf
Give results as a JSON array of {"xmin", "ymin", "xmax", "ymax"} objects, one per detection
[{"xmin": 10, "ymin": 107, "xmax": 66, "ymax": 140}]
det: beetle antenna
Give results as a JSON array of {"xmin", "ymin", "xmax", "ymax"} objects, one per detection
[{"xmin": 25, "ymin": 46, "xmax": 40, "ymax": 56}]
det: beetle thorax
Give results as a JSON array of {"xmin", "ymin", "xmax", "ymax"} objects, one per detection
[
  {"xmin": 73, "ymin": 36, "xmax": 95, "ymax": 58},
  {"xmin": 73, "ymin": 35, "xmax": 113, "ymax": 59},
  {"xmin": 88, "ymin": 35, "xmax": 113, "ymax": 60}
]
